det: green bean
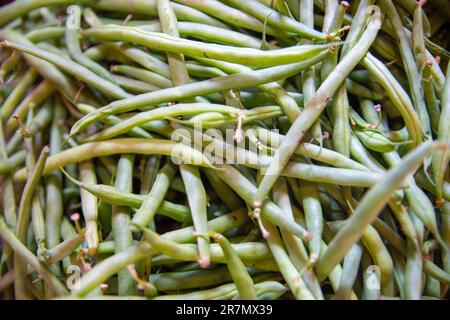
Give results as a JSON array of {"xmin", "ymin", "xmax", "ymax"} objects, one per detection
[
  {"xmin": 111, "ymin": 65, "xmax": 172, "ymax": 89},
  {"xmin": 90, "ymin": 0, "xmax": 229, "ymax": 29},
  {"xmin": 361, "ymin": 225, "xmax": 395, "ymax": 296},
  {"xmin": 179, "ymin": 57, "xmax": 303, "ymax": 123},
  {"xmin": 158, "ymin": 0, "xmax": 211, "ymax": 270},
  {"xmin": 298, "ymin": 180, "xmax": 323, "ymax": 262},
  {"xmin": 82, "ymin": 103, "xmax": 249, "ymax": 141},
  {"xmin": 347, "ymin": 78, "xmax": 383, "ymax": 100},
  {"xmin": 70, "ymin": 50, "xmax": 331, "ymax": 135},
  {"xmin": 76, "ymin": 104, "xmax": 154, "ymax": 139},
  {"xmin": 412, "ymin": 3, "xmax": 441, "ymax": 134},
  {"xmin": 140, "ymin": 156, "xmax": 160, "ymax": 195},
  {"xmin": 138, "ymin": 224, "xmax": 272, "ymax": 264},
  {"xmin": 5, "ymin": 80, "xmax": 55, "ymax": 134},
  {"xmin": 423, "ymin": 260, "xmax": 450, "ymax": 286},
  {"xmin": 132, "ymin": 162, "xmax": 176, "ymax": 228},
  {"xmin": 432, "ymin": 60, "xmax": 450, "ymax": 205},
  {"xmin": 0, "ymin": 118, "xmax": 17, "ymax": 229},
  {"xmin": 214, "ymin": 164, "xmax": 310, "ymax": 240},
  {"xmin": 42, "ymin": 99, "xmax": 65, "ymax": 295},
  {"xmin": 251, "ymin": 127, "xmax": 368, "ymax": 171},
  {"xmin": 0, "ymin": 0, "xmax": 73, "ymax": 26},
  {"xmin": 0, "ymin": 29, "xmax": 93, "ymax": 105},
  {"xmin": 262, "ymin": 218, "xmax": 315, "ymax": 300},
  {"xmin": 150, "ymin": 244, "xmax": 276, "ymax": 269},
  {"xmin": 442, "ymin": 201, "xmax": 450, "ymax": 275},
  {"xmin": 1, "ymin": 69, "xmax": 38, "ymax": 121},
  {"xmin": 161, "ymin": 209, "xmax": 248, "ymax": 243},
  {"xmin": 40, "ymin": 234, "xmax": 84, "ymax": 265},
  {"xmin": 274, "ymin": 179, "xmax": 324, "ymax": 299},
  {"xmin": 112, "ymin": 155, "xmax": 136, "ymax": 295},
  {"xmin": 424, "ymin": 274, "xmax": 441, "ymax": 299},
  {"xmin": 387, "ymin": 155, "xmax": 443, "ymax": 246},
  {"xmin": 173, "ymin": 0, "xmax": 286, "ymax": 35},
  {"xmin": 348, "ymin": 69, "xmax": 374, "ymax": 84},
  {"xmin": 327, "ymin": 1, "xmax": 357, "ymax": 157},
  {"xmin": 15, "ymin": 145, "xmax": 49, "ymax": 246},
  {"xmin": 298, "ymin": 0, "xmax": 323, "ymax": 145},
  {"xmin": 386, "ymin": 200, "xmax": 417, "ymax": 245},
  {"xmin": 361, "ymin": 252, "xmax": 381, "ymax": 300},
  {"xmin": 320, "ymin": 1, "xmax": 347, "ymax": 83},
  {"xmin": 79, "ymin": 160, "xmax": 99, "ymax": 255},
  {"xmin": 155, "ymin": 125, "xmax": 379, "ymax": 189},
  {"xmin": 204, "ymin": 168, "xmax": 242, "ymax": 210},
  {"xmin": 13, "ymin": 138, "xmax": 215, "ymax": 182},
  {"xmin": 354, "ymin": 130, "xmax": 400, "ymax": 153},
  {"xmin": 133, "ymin": 21, "xmax": 268, "ymax": 48},
  {"xmin": 175, "ymin": 22, "xmax": 265, "ymax": 48},
  {"xmin": 78, "ymin": 12, "xmax": 161, "ymax": 74},
  {"xmin": 25, "ymin": 26, "xmax": 65, "ymax": 42},
  {"xmin": 65, "ymin": 5, "xmax": 117, "ymax": 86},
  {"xmin": 31, "ymin": 193, "xmax": 47, "ymax": 256},
  {"xmin": 180, "ymin": 165, "xmax": 210, "ymax": 267},
  {"xmin": 72, "ymin": 241, "xmax": 152, "ymax": 297},
  {"xmin": 58, "ymin": 165, "xmax": 191, "ymax": 223},
  {"xmin": 0, "ymin": 218, "xmax": 68, "ymax": 296},
  {"xmin": 150, "ymin": 267, "xmax": 235, "ymax": 291},
  {"xmin": 360, "ymin": 98, "xmax": 446, "ymax": 246},
  {"xmin": 17, "ymin": 100, "xmax": 54, "ymax": 144},
  {"xmin": 0, "ymin": 149, "xmax": 26, "ymax": 175},
  {"xmin": 253, "ymin": 10, "xmax": 381, "ymax": 207},
  {"xmin": 404, "ymin": 239, "xmax": 422, "ymax": 300},
  {"xmin": 1, "ymin": 41, "xmax": 131, "ymax": 100},
  {"xmin": 185, "ymin": 62, "xmax": 227, "ymax": 78},
  {"xmin": 1, "ymin": 0, "xmax": 448, "ymax": 301},
  {"xmin": 222, "ymin": 0, "xmax": 326, "ymax": 39},
  {"xmin": 335, "ymin": 243, "xmax": 362, "ymax": 300},
  {"xmin": 153, "ymin": 280, "xmax": 284, "ymax": 300},
  {"xmin": 360, "ymin": 54, "xmax": 422, "ymax": 148},
  {"xmin": 210, "ymin": 232, "xmax": 257, "ymax": 299},
  {"xmin": 106, "ymin": 44, "xmax": 171, "ymax": 78},
  {"xmin": 171, "ymin": 105, "xmax": 282, "ymax": 128},
  {"xmin": 111, "ymin": 74, "xmax": 160, "ymax": 94},
  {"xmin": 82, "ymin": 25, "xmax": 333, "ymax": 69},
  {"xmin": 100, "ymin": 209, "xmax": 247, "ymax": 255},
  {"xmin": 379, "ymin": 0, "xmax": 431, "ymax": 138},
  {"xmin": 0, "ymin": 50, "xmax": 20, "ymax": 83},
  {"xmin": 13, "ymin": 134, "xmax": 44, "ymax": 300},
  {"xmin": 315, "ymin": 142, "xmax": 438, "ymax": 280}
]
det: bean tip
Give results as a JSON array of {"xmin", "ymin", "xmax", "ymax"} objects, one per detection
[
  {"xmin": 341, "ymin": 1, "xmax": 350, "ymax": 10},
  {"xmin": 304, "ymin": 232, "xmax": 313, "ymax": 241},
  {"xmin": 198, "ymin": 257, "xmax": 210, "ymax": 269}
]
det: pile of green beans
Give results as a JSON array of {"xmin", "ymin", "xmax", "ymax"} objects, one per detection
[{"xmin": 0, "ymin": 0, "xmax": 449, "ymax": 300}]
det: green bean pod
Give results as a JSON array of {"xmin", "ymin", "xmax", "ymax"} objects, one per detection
[
  {"xmin": 253, "ymin": 9, "xmax": 381, "ymax": 206},
  {"xmin": 0, "ymin": 41, "xmax": 131, "ymax": 100},
  {"xmin": 13, "ymin": 138, "xmax": 216, "ymax": 182},
  {"xmin": 354, "ymin": 130, "xmax": 399, "ymax": 153},
  {"xmin": 0, "ymin": 218, "xmax": 68, "ymax": 296},
  {"xmin": 132, "ymin": 162, "xmax": 176, "ymax": 228},
  {"xmin": 112, "ymin": 155, "xmax": 136, "ymax": 295},
  {"xmin": 1, "ymin": 68, "xmax": 38, "ymax": 121},
  {"xmin": 315, "ymin": 142, "xmax": 438, "ymax": 280},
  {"xmin": 79, "ymin": 160, "xmax": 99, "ymax": 255},
  {"xmin": 211, "ymin": 232, "xmax": 257, "ymax": 300},
  {"xmin": 65, "ymin": 5, "xmax": 117, "ymax": 85},
  {"xmin": 432, "ymin": 60, "xmax": 450, "ymax": 204},
  {"xmin": 71, "ymin": 50, "xmax": 332, "ymax": 134}
]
